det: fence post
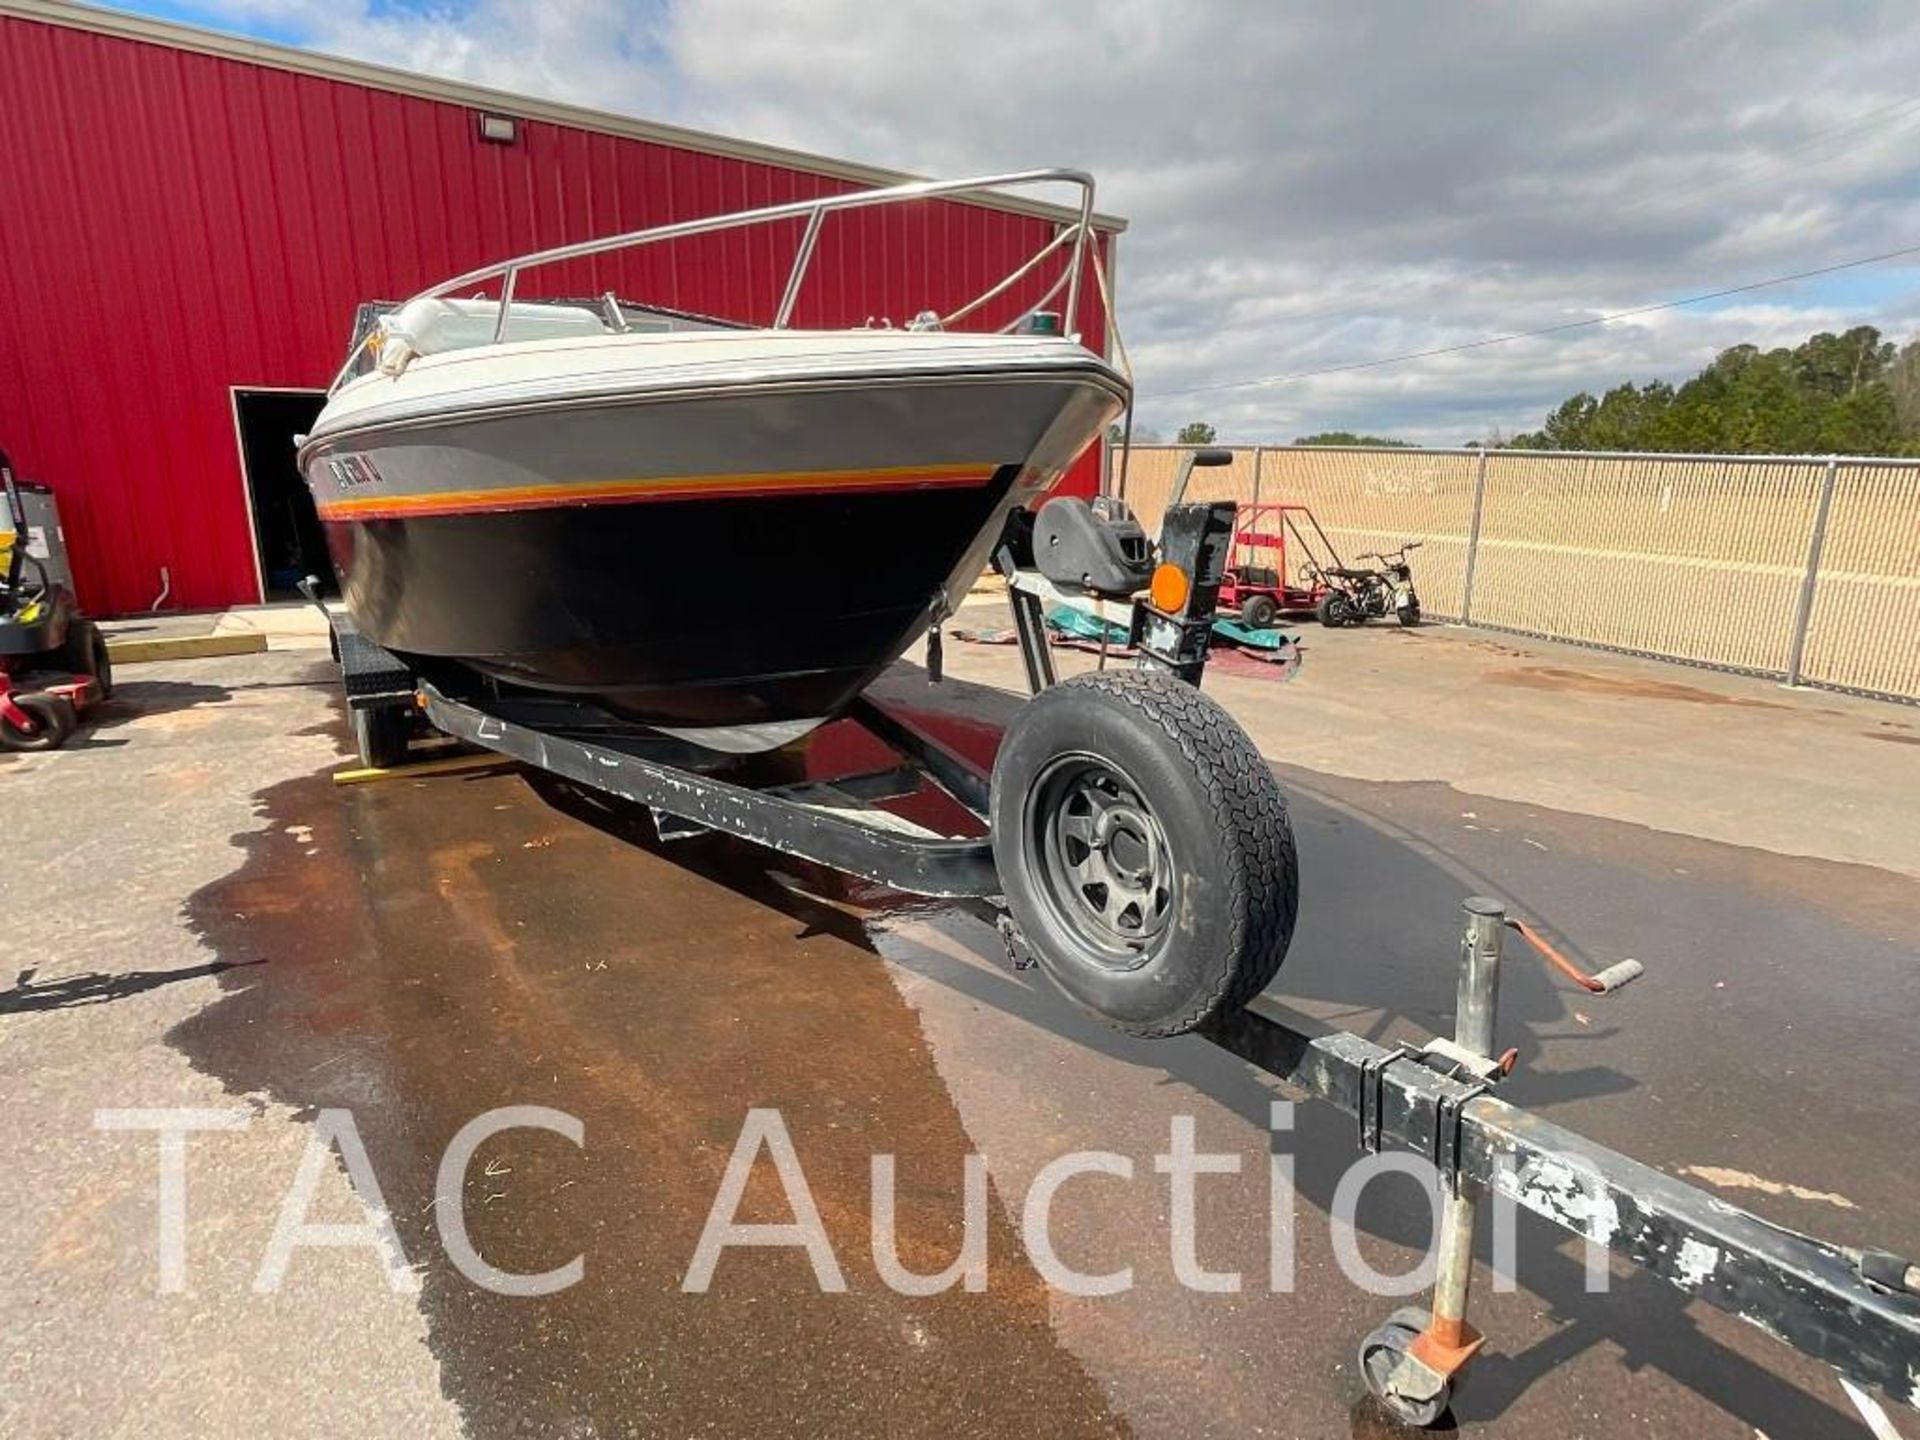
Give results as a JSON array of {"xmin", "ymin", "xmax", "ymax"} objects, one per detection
[
  {"xmin": 1782, "ymin": 456, "xmax": 1840, "ymax": 688},
  {"xmin": 1459, "ymin": 447, "xmax": 1491, "ymax": 625},
  {"xmin": 1250, "ymin": 445, "xmax": 1265, "ymax": 512}
]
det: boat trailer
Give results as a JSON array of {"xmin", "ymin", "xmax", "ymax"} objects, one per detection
[{"xmin": 325, "ymin": 454, "xmax": 1920, "ymax": 1428}]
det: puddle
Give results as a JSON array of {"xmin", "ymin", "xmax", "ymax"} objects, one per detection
[{"xmin": 169, "ymin": 761, "xmax": 1124, "ymax": 1439}]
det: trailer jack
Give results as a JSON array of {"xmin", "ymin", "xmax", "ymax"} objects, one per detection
[{"xmin": 1206, "ymin": 897, "xmax": 1920, "ymax": 1427}]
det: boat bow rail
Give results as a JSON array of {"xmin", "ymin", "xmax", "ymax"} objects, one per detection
[{"xmin": 329, "ymin": 168, "xmax": 1116, "ymax": 393}]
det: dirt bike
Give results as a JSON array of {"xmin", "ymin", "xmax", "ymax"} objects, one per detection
[{"xmin": 1309, "ymin": 541, "xmax": 1423, "ymax": 628}]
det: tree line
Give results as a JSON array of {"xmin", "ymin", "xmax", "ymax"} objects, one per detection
[
  {"xmin": 1507, "ymin": 326, "xmax": 1920, "ymax": 455},
  {"xmin": 1158, "ymin": 325, "xmax": 1920, "ymax": 457}
]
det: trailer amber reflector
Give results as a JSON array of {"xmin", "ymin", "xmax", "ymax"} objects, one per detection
[{"xmin": 1150, "ymin": 562, "xmax": 1190, "ymax": 613}]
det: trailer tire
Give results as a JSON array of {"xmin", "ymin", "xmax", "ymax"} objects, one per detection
[
  {"xmin": 350, "ymin": 702, "xmax": 412, "ymax": 769},
  {"xmin": 1, "ymin": 693, "xmax": 77, "ymax": 752},
  {"xmin": 989, "ymin": 669, "xmax": 1297, "ymax": 1037},
  {"xmin": 1240, "ymin": 594, "xmax": 1278, "ymax": 631}
]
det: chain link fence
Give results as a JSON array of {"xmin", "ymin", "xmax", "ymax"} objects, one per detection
[{"xmin": 1112, "ymin": 444, "xmax": 1920, "ymax": 703}]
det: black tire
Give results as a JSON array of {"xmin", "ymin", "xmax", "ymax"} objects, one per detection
[
  {"xmin": 60, "ymin": 620, "xmax": 114, "ymax": 700},
  {"xmin": 989, "ymin": 669, "xmax": 1298, "ymax": 1037},
  {"xmin": 1358, "ymin": 1306, "xmax": 1451, "ymax": 1426},
  {"xmin": 1397, "ymin": 602, "xmax": 1423, "ymax": 628},
  {"xmin": 0, "ymin": 693, "xmax": 78, "ymax": 752},
  {"xmin": 349, "ymin": 702, "xmax": 413, "ymax": 769},
  {"xmin": 1315, "ymin": 592, "xmax": 1351, "ymax": 628},
  {"xmin": 90, "ymin": 625, "xmax": 113, "ymax": 699},
  {"xmin": 1240, "ymin": 594, "xmax": 1278, "ymax": 631}
]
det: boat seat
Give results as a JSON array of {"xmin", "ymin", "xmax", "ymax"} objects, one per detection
[{"xmin": 376, "ymin": 297, "xmax": 614, "ymax": 375}]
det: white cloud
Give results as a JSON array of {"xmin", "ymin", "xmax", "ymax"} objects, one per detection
[{"xmin": 160, "ymin": 0, "xmax": 1920, "ymax": 443}]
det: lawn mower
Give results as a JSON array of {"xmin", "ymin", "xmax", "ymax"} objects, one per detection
[{"xmin": 0, "ymin": 449, "xmax": 109, "ymax": 752}]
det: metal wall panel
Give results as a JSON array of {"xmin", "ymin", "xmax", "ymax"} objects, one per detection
[{"xmin": 0, "ymin": 12, "xmax": 1110, "ymax": 612}]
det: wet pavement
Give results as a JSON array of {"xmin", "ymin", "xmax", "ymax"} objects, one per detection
[
  {"xmin": 175, "ymin": 761, "xmax": 1121, "ymax": 1439},
  {"xmin": 3, "ymin": 644, "xmax": 1917, "ymax": 1439}
]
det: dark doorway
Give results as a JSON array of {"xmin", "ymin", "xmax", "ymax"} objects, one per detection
[{"xmin": 235, "ymin": 389, "xmax": 331, "ymax": 600}]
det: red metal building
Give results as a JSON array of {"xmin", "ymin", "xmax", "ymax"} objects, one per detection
[{"xmin": 0, "ymin": 0, "xmax": 1122, "ymax": 614}]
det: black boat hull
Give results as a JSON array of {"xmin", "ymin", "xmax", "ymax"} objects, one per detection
[{"xmin": 323, "ymin": 470, "xmax": 1021, "ymax": 734}]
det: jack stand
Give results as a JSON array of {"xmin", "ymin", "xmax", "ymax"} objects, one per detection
[{"xmin": 1362, "ymin": 897, "xmax": 1505, "ymax": 1425}]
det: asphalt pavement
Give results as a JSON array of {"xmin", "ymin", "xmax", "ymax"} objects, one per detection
[{"xmin": 1, "ymin": 622, "xmax": 1915, "ymax": 1439}]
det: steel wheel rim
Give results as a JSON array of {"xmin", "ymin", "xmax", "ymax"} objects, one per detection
[{"xmin": 1023, "ymin": 753, "xmax": 1176, "ymax": 969}]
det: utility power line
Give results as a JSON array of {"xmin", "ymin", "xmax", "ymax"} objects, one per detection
[
  {"xmin": 1252, "ymin": 90, "xmax": 1920, "ymax": 343},
  {"xmin": 1154, "ymin": 241, "xmax": 1920, "ymax": 399}
]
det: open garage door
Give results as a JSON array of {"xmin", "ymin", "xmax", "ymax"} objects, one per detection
[{"xmin": 233, "ymin": 388, "xmax": 331, "ymax": 601}]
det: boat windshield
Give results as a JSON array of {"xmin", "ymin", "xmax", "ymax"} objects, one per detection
[{"xmin": 339, "ymin": 296, "xmax": 743, "ymax": 383}]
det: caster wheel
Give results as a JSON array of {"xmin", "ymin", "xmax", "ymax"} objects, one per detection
[
  {"xmin": 1358, "ymin": 1306, "xmax": 1451, "ymax": 1428},
  {"xmin": 0, "ymin": 693, "xmax": 78, "ymax": 751}
]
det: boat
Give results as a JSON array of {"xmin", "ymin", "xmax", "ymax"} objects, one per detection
[{"xmin": 298, "ymin": 169, "xmax": 1128, "ymax": 753}]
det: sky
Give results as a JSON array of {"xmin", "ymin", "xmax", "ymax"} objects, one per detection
[{"xmin": 125, "ymin": 0, "xmax": 1920, "ymax": 444}]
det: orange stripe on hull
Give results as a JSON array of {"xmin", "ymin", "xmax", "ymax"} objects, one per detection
[{"xmin": 315, "ymin": 463, "xmax": 1000, "ymax": 520}]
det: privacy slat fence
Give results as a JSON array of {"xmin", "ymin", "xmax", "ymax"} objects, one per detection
[{"xmin": 1114, "ymin": 445, "xmax": 1920, "ymax": 704}]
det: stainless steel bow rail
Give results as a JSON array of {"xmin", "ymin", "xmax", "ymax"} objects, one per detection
[{"xmin": 329, "ymin": 167, "xmax": 1113, "ymax": 393}]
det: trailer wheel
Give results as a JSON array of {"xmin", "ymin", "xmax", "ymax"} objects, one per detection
[
  {"xmin": 350, "ymin": 702, "xmax": 412, "ymax": 769},
  {"xmin": 1240, "ymin": 594, "xmax": 1278, "ymax": 630},
  {"xmin": 989, "ymin": 669, "xmax": 1297, "ymax": 1037},
  {"xmin": 1, "ymin": 693, "xmax": 78, "ymax": 752},
  {"xmin": 1359, "ymin": 1306, "xmax": 1451, "ymax": 1427}
]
